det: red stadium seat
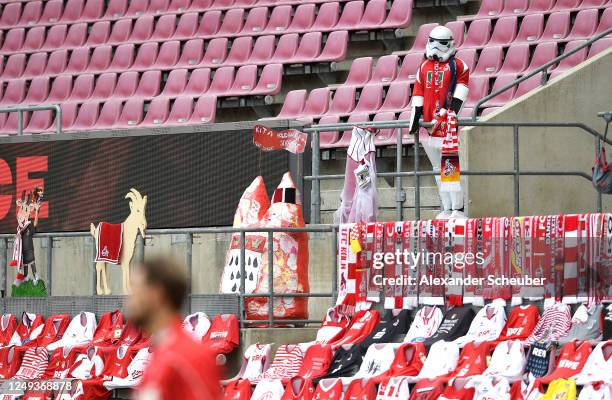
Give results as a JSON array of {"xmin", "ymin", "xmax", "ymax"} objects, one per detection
[
  {"xmin": 151, "ymin": 14, "xmax": 177, "ymax": 40},
  {"xmin": 498, "ymin": 43, "xmax": 530, "ymax": 75},
  {"xmin": 83, "ymin": 0, "xmax": 104, "ymax": 19},
  {"xmin": 24, "ymin": 77, "xmax": 49, "ymax": 105},
  {"xmin": 318, "ymin": 115, "xmax": 341, "ymax": 148},
  {"xmin": 566, "ymin": 9, "xmax": 598, "ymax": 40},
  {"xmin": 25, "ymin": 110, "xmax": 54, "ymax": 133},
  {"xmin": 60, "ymin": 103, "xmax": 78, "ymax": 130},
  {"xmin": 445, "ymin": 21, "xmax": 466, "ymax": 47},
  {"xmin": 19, "ymin": 1, "xmax": 42, "ymax": 26},
  {"xmin": 266, "ymin": 5, "xmax": 292, "ymax": 33},
  {"xmin": 1, "ymin": 112, "xmax": 30, "ymax": 134},
  {"xmin": 191, "ymin": 0, "xmax": 213, "ymax": 8},
  {"xmin": 293, "ymin": 32, "xmax": 322, "ymax": 63},
  {"xmin": 117, "ymin": 98, "xmax": 144, "ymax": 127},
  {"xmin": 184, "ymin": 68, "xmax": 211, "ymax": 95},
  {"xmin": 588, "ymin": 38, "xmax": 612, "ymax": 58},
  {"xmin": 105, "ymin": 0, "xmax": 128, "ymax": 18},
  {"xmin": 370, "ymin": 55, "xmax": 399, "ymax": 83},
  {"xmin": 327, "ymin": 86, "xmax": 356, "ymax": 116},
  {"xmin": 318, "ymin": 30, "xmax": 349, "ymax": 62},
  {"xmin": 360, "ymin": 0, "xmax": 387, "ymax": 29},
  {"xmin": 161, "ymin": 69, "xmax": 188, "ymax": 97},
  {"xmin": 397, "ymin": 53, "xmax": 423, "ymax": 82},
  {"xmin": 200, "ymin": 38, "xmax": 228, "ymax": 67},
  {"xmin": 22, "ymin": 52, "xmax": 47, "ymax": 78},
  {"xmin": 45, "ymin": 49, "xmax": 68, "ymax": 75},
  {"xmin": 526, "ymin": 0, "xmax": 554, "ymax": 12},
  {"xmin": 65, "ymin": 23, "xmax": 87, "ymax": 47},
  {"xmin": 287, "ymin": 4, "xmax": 315, "ymax": 33},
  {"xmin": 482, "ymin": 74, "xmax": 518, "ymax": 107},
  {"xmin": 270, "ymin": 34, "xmax": 299, "ymax": 63},
  {"xmin": 66, "ymin": 48, "xmax": 91, "ymax": 74},
  {"xmin": 541, "ymin": 11, "xmax": 570, "ymax": 41},
  {"xmin": 61, "ymin": 0, "xmax": 84, "ymax": 22},
  {"xmin": 333, "ymin": 113, "xmax": 370, "ymax": 147},
  {"xmin": 276, "ymin": 89, "xmax": 307, "ymax": 119},
  {"xmin": 3, "ymin": 54, "xmax": 26, "ymax": 79},
  {"xmin": 249, "ymin": 35, "xmax": 275, "ymax": 64},
  {"xmin": 464, "ymin": 76, "xmax": 489, "ymax": 107},
  {"xmin": 336, "ymin": 1, "xmax": 364, "ymax": 30},
  {"xmin": 353, "ymin": 84, "xmax": 383, "ymax": 113},
  {"xmin": 488, "ymin": 16, "xmax": 517, "ymax": 46},
  {"xmin": 141, "ymin": 97, "xmax": 170, "ymax": 126},
  {"xmin": 96, "ymin": 99, "xmax": 123, "ymax": 128},
  {"xmin": 345, "ymin": 57, "xmax": 374, "ymax": 86},
  {"xmin": 208, "ymin": 67, "xmax": 235, "ymax": 94},
  {"xmin": 472, "ymin": 45, "xmax": 503, "ymax": 76},
  {"xmin": 254, "ymin": 64, "xmax": 283, "ymax": 95},
  {"xmin": 155, "ymin": 40, "xmax": 180, "ymax": 68},
  {"xmin": 462, "ymin": 19, "xmax": 492, "ymax": 48},
  {"xmin": 87, "ymin": 22, "xmax": 111, "ymax": 46},
  {"xmin": 212, "ymin": 0, "xmax": 234, "ymax": 8},
  {"xmin": 109, "ymin": 44, "xmax": 135, "ymax": 71},
  {"xmin": 515, "ymin": 14, "xmax": 544, "ymax": 43},
  {"xmin": 133, "ymin": 42, "xmax": 159, "ymax": 69},
  {"xmin": 226, "ymin": 65, "xmax": 257, "ymax": 96},
  {"xmin": 373, "ymin": 111, "xmax": 400, "ymax": 146},
  {"xmin": 135, "ymin": 70, "xmax": 161, "ymax": 98},
  {"xmin": 41, "ymin": 0, "xmax": 63, "ymax": 23},
  {"xmin": 455, "ymin": 48, "xmax": 477, "ymax": 71},
  {"xmin": 0, "ymin": 3, "xmax": 22, "ymax": 28},
  {"xmin": 126, "ymin": 0, "xmax": 149, "ymax": 17},
  {"xmin": 91, "ymin": 73, "xmax": 117, "ymax": 99},
  {"xmin": 109, "ymin": 19, "xmax": 133, "ymax": 45},
  {"xmin": 2, "ymin": 28, "xmax": 25, "ymax": 53},
  {"xmin": 218, "ymin": 9, "xmax": 245, "ymax": 36},
  {"xmin": 176, "ymin": 39, "xmax": 204, "ymax": 67},
  {"xmin": 551, "ymin": 0, "xmax": 581, "ymax": 11},
  {"xmin": 73, "ymin": 102, "xmax": 99, "ymax": 130},
  {"xmin": 42, "ymin": 24, "xmax": 67, "ymax": 50},
  {"xmin": 398, "ymin": 110, "xmax": 415, "ymax": 138},
  {"xmin": 49, "ymin": 75, "xmax": 75, "ymax": 102},
  {"xmin": 549, "ymin": 40, "xmax": 587, "ymax": 78},
  {"xmin": 473, "ymin": 0, "xmax": 503, "ymax": 18},
  {"xmin": 130, "ymin": 16, "xmax": 154, "ymax": 42},
  {"xmin": 303, "ymin": 87, "xmax": 332, "ymax": 117},
  {"xmin": 23, "ymin": 27, "xmax": 45, "ymax": 52},
  {"xmin": 380, "ymin": 81, "xmax": 411, "ymax": 111},
  {"xmin": 114, "ymin": 71, "xmax": 139, "ymax": 98},
  {"xmin": 198, "ymin": 11, "xmax": 222, "ymax": 36},
  {"xmin": 148, "ymin": 0, "xmax": 169, "ymax": 14},
  {"xmin": 226, "ymin": 37, "xmax": 253, "ymax": 65},
  {"xmin": 595, "ymin": 7, "xmax": 612, "ymax": 35},
  {"xmin": 383, "ymin": 0, "xmax": 412, "ymax": 28},
  {"xmin": 174, "ymin": 12, "xmax": 199, "ymax": 39},
  {"xmin": 237, "ymin": 0, "xmax": 256, "ymax": 7},
  {"xmin": 169, "ymin": 0, "xmax": 190, "ymax": 11},
  {"xmin": 311, "ymin": 2, "xmax": 340, "ymax": 31},
  {"xmin": 189, "ymin": 96, "xmax": 216, "ymax": 123},
  {"xmin": 68, "ymin": 74, "xmax": 94, "ymax": 101},
  {"xmin": 513, "ymin": 73, "xmax": 542, "ymax": 98},
  {"xmin": 525, "ymin": 42, "xmax": 557, "ymax": 72},
  {"xmin": 499, "ymin": 0, "xmax": 528, "ymax": 16},
  {"xmin": 580, "ymin": 0, "xmax": 607, "ymax": 7}
]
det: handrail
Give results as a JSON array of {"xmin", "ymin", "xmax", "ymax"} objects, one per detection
[
  {"xmin": 0, "ymin": 104, "xmax": 62, "ymax": 135},
  {"xmin": 471, "ymin": 27, "xmax": 612, "ymax": 120}
]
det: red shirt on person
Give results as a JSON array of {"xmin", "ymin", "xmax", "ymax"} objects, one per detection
[{"xmin": 136, "ymin": 319, "xmax": 223, "ymax": 400}]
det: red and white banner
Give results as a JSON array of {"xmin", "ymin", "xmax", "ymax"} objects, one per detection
[{"xmin": 253, "ymin": 125, "xmax": 307, "ymax": 154}]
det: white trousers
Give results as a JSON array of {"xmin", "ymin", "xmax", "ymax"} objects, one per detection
[{"xmin": 421, "ymin": 131, "xmax": 464, "ymax": 211}]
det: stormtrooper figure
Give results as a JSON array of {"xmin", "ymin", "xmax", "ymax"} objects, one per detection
[{"xmin": 409, "ymin": 26, "xmax": 470, "ymax": 219}]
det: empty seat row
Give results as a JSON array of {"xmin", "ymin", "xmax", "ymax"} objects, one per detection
[
  {"xmin": 0, "ymin": 31, "xmax": 347, "ymax": 80},
  {"xmin": 466, "ymin": 0, "xmax": 609, "ymax": 21},
  {"xmin": 0, "ymin": 64, "xmax": 283, "ymax": 107},
  {"xmin": 1, "ymin": 96, "xmax": 217, "ymax": 134},
  {"xmin": 0, "ymin": 0, "xmax": 412, "ymax": 42}
]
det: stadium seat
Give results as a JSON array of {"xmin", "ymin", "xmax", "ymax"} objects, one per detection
[
  {"xmin": 318, "ymin": 30, "xmax": 348, "ymax": 62},
  {"xmin": 87, "ymin": 22, "xmax": 111, "ymax": 46},
  {"xmin": 271, "ymin": 34, "xmax": 299, "ymax": 63},
  {"xmin": 41, "ymin": 0, "xmax": 63, "ymax": 24},
  {"xmin": 105, "ymin": 0, "xmax": 128, "ymax": 18},
  {"xmin": 19, "ymin": 1, "xmax": 42, "ymax": 26},
  {"xmin": 336, "ymin": 1, "xmax": 364, "ymax": 30},
  {"xmin": 588, "ymin": 38, "xmax": 612, "ymax": 58},
  {"xmin": 65, "ymin": 23, "xmax": 87, "ymax": 48},
  {"xmin": 456, "ymin": 48, "xmax": 477, "ymax": 71},
  {"xmin": 114, "ymin": 71, "xmax": 139, "ymax": 98},
  {"xmin": 318, "ymin": 115, "xmax": 341, "ymax": 148},
  {"xmin": 565, "ymin": 9, "xmax": 598, "ymax": 40},
  {"xmin": 175, "ymin": 13, "xmax": 199, "ymax": 39},
  {"xmin": 160, "ymin": 69, "xmax": 188, "ymax": 97},
  {"xmin": 525, "ymin": 42, "xmax": 557, "ymax": 73},
  {"xmin": 513, "ymin": 73, "xmax": 542, "ymax": 98},
  {"xmin": 370, "ymin": 55, "xmax": 399, "ymax": 83},
  {"xmin": 408, "ymin": 23, "xmax": 438, "ymax": 53},
  {"xmin": 72, "ymin": 102, "xmax": 100, "ymax": 130},
  {"xmin": 380, "ymin": 81, "xmax": 411, "ymax": 111},
  {"xmin": 482, "ymin": 74, "xmax": 518, "ymax": 107},
  {"xmin": 176, "ymin": 39, "xmax": 204, "ymax": 67},
  {"xmin": 398, "ymin": 110, "xmax": 416, "ymax": 140},
  {"xmin": 83, "ymin": 0, "xmax": 104, "ymax": 19},
  {"xmin": 515, "ymin": 14, "xmax": 544, "ymax": 43},
  {"xmin": 184, "ymin": 68, "xmax": 211, "ymax": 95},
  {"xmin": 526, "ymin": 0, "xmax": 555, "ymax": 12},
  {"xmin": 109, "ymin": 19, "xmax": 133, "ymax": 45},
  {"xmin": 3, "ymin": 54, "xmax": 26, "ymax": 79},
  {"xmin": 151, "ymin": 14, "xmax": 177, "ymax": 40},
  {"xmin": 293, "ymin": 32, "xmax": 322, "ymax": 63},
  {"xmin": 226, "ymin": 37, "xmax": 253, "ymax": 65},
  {"xmin": 595, "ymin": 7, "xmax": 612, "ymax": 35},
  {"xmin": 373, "ymin": 112, "xmax": 399, "ymax": 146},
  {"xmin": 49, "ymin": 75, "xmax": 75, "ymax": 102},
  {"xmin": 190, "ymin": 0, "xmax": 213, "ymax": 10},
  {"xmin": 498, "ymin": 43, "xmax": 530, "ymax": 75},
  {"xmin": 141, "ymin": 97, "xmax": 170, "ymax": 126},
  {"xmin": 499, "ymin": 0, "xmax": 528, "ymax": 16},
  {"xmin": 126, "ymin": 0, "xmax": 149, "ymax": 17},
  {"xmin": 551, "ymin": 0, "xmax": 581, "ymax": 11},
  {"xmin": 472, "ymin": 0, "xmax": 503, "ymax": 18},
  {"xmin": 91, "ymin": 73, "xmax": 118, "ymax": 99},
  {"xmin": 59, "ymin": 103, "xmax": 79, "ymax": 130},
  {"xmin": 1, "ymin": 112, "xmax": 30, "ymax": 134},
  {"xmin": 344, "ymin": 57, "xmax": 374, "ymax": 86},
  {"xmin": 1, "ymin": 28, "xmax": 25, "ymax": 53},
  {"xmin": 133, "ymin": 42, "xmax": 159, "ymax": 69},
  {"xmin": 61, "ymin": 0, "xmax": 85, "ymax": 22},
  {"xmin": 445, "ymin": 21, "xmax": 466, "ymax": 47},
  {"xmin": 96, "ymin": 99, "xmax": 123, "ymax": 128},
  {"xmin": 155, "ymin": 41, "xmax": 180, "ymax": 68},
  {"xmin": 167, "ymin": 96, "xmax": 193, "ymax": 124},
  {"xmin": 188, "ymin": 96, "xmax": 216, "ymax": 123},
  {"xmin": 117, "ymin": 98, "xmax": 144, "ymax": 127},
  {"xmin": 549, "ymin": 40, "xmax": 588, "ymax": 78},
  {"xmin": 333, "ymin": 113, "xmax": 370, "ymax": 147},
  {"xmin": 458, "ymin": 106, "xmax": 474, "ymax": 118},
  {"xmin": 42, "ymin": 25, "xmax": 67, "ymax": 50},
  {"xmin": 226, "ymin": 65, "xmax": 258, "ymax": 96},
  {"xmin": 303, "ymin": 87, "xmax": 332, "ymax": 117},
  {"xmin": 383, "ymin": 0, "xmax": 412, "ymax": 28},
  {"xmin": 487, "ymin": 16, "xmax": 517, "ymax": 46},
  {"xmin": 65, "ymin": 48, "xmax": 91, "ymax": 74},
  {"xmin": 22, "ymin": 52, "xmax": 47, "ymax": 78},
  {"xmin": 540, "ymin": 11, "xmax": 570, "ymax": 42},
  {"xmin": 208, "ymin": 67, "xmax": 235, "ymax": 94},
  {"xmin": 130, "ymin": 16, "xmax": 154, "ymax": 42},
  {"xmin": 249, "ymin": 35, "xmax": 275, "ymax": 64},
  {"xmin": 462, "ymin": 19, "xmax": 492, "ymax": 48},
  {"xmin": 473, "ymin": 46, "xmax": 503, "ymax": 76},
  {"xmin": 311, "ymin": 2, "xmax": 340, "ymax": 31},
  {"xmin": 327, "ymin": 86, "xmax": 356, "ymax": 116},
  {"xmin": 169, "ymin": 0, "xmax": 190, "ymax": 11},
  {"xmin": 218, "ymin": 9, "xmax": 246, "ymax": 36},
  {"xmin": 1, "ymin": 80, "xmax": 26, "ymax": 105},
  {"xmin": 0, "ymin": 3, "xmax": 22, "ymax": 28},
  {"xmin": 275, "ymin": 89, "xmax": 307, "ymax": 119},
  {"xmin": 23, "ymin": 27, "xmax": 45, "ymax": 51},
  {"xmin": 353, "ymin": 84, "xmax": 384, "ymax": 113},
  {"xmin": 45, "ymin": 49, "xmax": 68, "ymax": 75},
  {"xmin": 287, "ymin": 4, "xmax": 315, "ymax": 33},
  {"xmin": 266, "ymin": 5, "xmax": 292, "ymax": 33},
  {"xmin": 212, "ymin": 0, "xmax": 235, "ymax": 9},
  {"xmin": 200, "ymin": 38, "xmax": 228, "ymax": 67},
  {"xmin": 135, "ymin": 70, "xmax": 161, "ymax": 98},
  {"xmin": 253, "ymin": 64, "xmax": 283, "ymax": 95},
  {"xmin": 360, "ymin": 0, "xmax": 387, "ymax": 30},
  {"xmin": 464, "ymin": 76, "xmax": 490, "ymax": 107},
  {"xmin": 25, "ymin": 110, "xmax": 54, "ymax": 133},
  {"xmin": 68, "ymin": 74, "xmax": 94, "ymax": 101},
  {"xmin": 198, "ymin": 11, "xmax": 222, "ymax": 36},
  {"xmin": 148, "ymin": 0, "xmax": 170, "ymax": 14},
  {"xmin": 24, "ymin": 77, "xmax": 49, "ymax": 105},
  {"xmin": 397, "ymin": 53, "xmax": 423, "ymax": 82},
  {"xmin": 88, "ymin": 45, "xmax": 113, "ymax": 72}
]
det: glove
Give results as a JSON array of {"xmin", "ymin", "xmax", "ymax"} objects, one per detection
[{"xmin": 409, "ymin": 106, "xmax": 423, "ymax": 134}]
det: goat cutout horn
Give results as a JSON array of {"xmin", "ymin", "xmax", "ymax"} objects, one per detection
[{"xmin": 129, "ymin": 188, "xmax": 143, "ymax": 202}]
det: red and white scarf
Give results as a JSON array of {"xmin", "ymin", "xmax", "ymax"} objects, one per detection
[
  {"xmin": 10, "ymin": 221, "xmax": 31, "ymax": 268},
  {"xmin": 441, "ymin": 112, "xmax": 459, "ymax": 155}
]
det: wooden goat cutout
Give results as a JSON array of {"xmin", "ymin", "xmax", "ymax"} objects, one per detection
[{"xmin": 91, "ymin": 188, "xmax": 147, "ymax": 295}]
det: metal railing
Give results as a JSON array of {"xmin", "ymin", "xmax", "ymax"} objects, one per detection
[
  {"xmin": 305, "ymin": 118, "xmax": 611, "ymax": 223},
  {"xmin": 472, "ymin": 27, "xmax": 612, "ymax": 120},
  {"xmin": 0, "ymin": 104, "xmax": 62, "ymax": 135},
  {"xmin": 0, "ymin": 225, "xmax": 339, "ymax": 327}
]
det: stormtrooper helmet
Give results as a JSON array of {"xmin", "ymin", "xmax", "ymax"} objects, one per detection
[{"xmin": 425, "ymin": 26, "xmax": 455, "ymax": 62}]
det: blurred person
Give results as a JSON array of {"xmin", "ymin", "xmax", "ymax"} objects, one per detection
[{"xmin": 128, "ymin": 256, "xmax": 222, "ymax": 400}]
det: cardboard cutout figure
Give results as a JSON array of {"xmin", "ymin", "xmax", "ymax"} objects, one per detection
[
  {"xmin": 10, "ymin": 187, "xmax": 44, "ymax": 287},
  {"xmin": 91, "ymin": 188, "xmax": 147, "ymax": 295}
]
